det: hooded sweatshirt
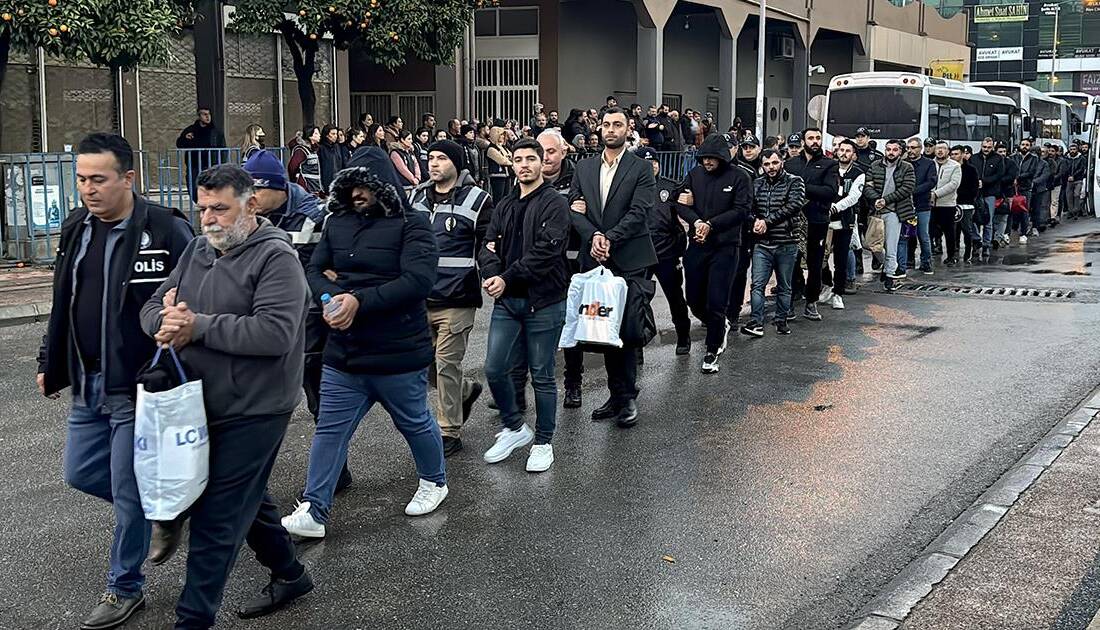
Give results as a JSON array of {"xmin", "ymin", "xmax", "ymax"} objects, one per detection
[
  {"xmin": 673, "ymin": 133, "xmax": 752, "ymax": 248},
  {"xmin": 140, "ymin": 219, "xmax": 308, "ymax": 424}
]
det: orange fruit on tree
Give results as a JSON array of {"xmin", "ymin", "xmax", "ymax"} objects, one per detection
[
  {"xmin": 1, "ymin": 12, "xmax": 12, "ymax": 21},
  {"xmin": 48, "ymin": 26, "xmax": 58, "ymax": 35},
  {"xmin": 59, "ymin": 23, "xmax": 68, "ymax": 32}
]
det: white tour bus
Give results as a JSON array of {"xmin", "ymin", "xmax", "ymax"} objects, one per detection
[
  {"xmin": 1047, "ymin": 91, "xmax": 1093, "ymax": 144},
  {"xmin": 823, "ymin": 72, "xmax": 1021, "ymax": 153},
  {"xmin": 969, "ymin": 82, "xmax": 1071, "ymax": 149}
]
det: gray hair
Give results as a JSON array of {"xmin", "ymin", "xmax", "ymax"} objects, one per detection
[
  {"xmin": 537, "ymin": 128, "xmax": 568, "ymax": 149},
  {"xmin": 197, "ymin": 164, "xmax": 255, "ymax": 205}
]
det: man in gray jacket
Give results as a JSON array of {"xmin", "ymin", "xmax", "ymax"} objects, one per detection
[
  {"xmin": 140, "ymin": 164, "xmax": 314, "ymax": 628},
  {"xmin": 930, "ymin": 141, "xmax": 962, "ymax": 267},
  {"xmin": 863, "ymin": 139, "xmax": 916, "ymax": 292}
]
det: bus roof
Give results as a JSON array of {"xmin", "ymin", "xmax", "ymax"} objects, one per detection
[
  {"xmin": 970, "ymin": 82, "xmax": 1071, "ymax": 107},
  {"xmin": 827, "ymin": 72, "xmax": 1016, "ymax": 106}
]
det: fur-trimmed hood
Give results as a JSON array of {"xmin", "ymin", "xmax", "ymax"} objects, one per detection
[{"xmin": 329, "ymin": 146, "xmax": 411, "ymax": 217}]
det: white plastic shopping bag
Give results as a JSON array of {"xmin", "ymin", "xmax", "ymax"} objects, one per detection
[
  {"xmin": 559, "ymin": 266, "xmax": 628, "ymax": 349},
  {"xmin": 134, "ymin": 346, "xmax": 209, "ymax": 521}
]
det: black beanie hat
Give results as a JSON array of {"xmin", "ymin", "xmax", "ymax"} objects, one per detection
[{"xmin": 427, "ymin": 139, "xmax": 466, "ymax": 171}]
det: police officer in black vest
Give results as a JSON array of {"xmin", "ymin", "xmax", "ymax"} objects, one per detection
[{"xmin": 37, "ymin": 133, "xmax": 193, "ymax": 629}]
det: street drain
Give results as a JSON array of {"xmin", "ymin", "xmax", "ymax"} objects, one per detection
[{"xmin": 895, "ymin": 283, "xmax": 1079, "ymax": 300}]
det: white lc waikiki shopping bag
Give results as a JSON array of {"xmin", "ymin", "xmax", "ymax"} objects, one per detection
[
  {"xmin": 134, "ymin": 346, "xmax": 209, "ymax": 521},
  {"xmin": 559, "ymin": 266, "xmax": 628, "ymax": 349}
]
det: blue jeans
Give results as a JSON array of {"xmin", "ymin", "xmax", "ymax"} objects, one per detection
[
  {"xmin": 484, "ymin": 297, "xmax": 566, "ymax": 444},
  {"xmin": 981, "ymin": 195, "xmax": 997, "ymax": 246},
  {"xmin": 847, "ymin": 249, "xmax": 857, "ymax": 282},
  {"xmin": 64, "ymin": 371, "xmax": 149, "ymax": 597},
  {"xmin": 304, "ymin": 366, "xmax": 445, "ymax": 524},
  {"xmin": 916, "ymin": 210, "xmax": 932, "ymax": 267},
  {"xmin": 750, "ymin": 243, "xmax": 798, "ymax": 325}
]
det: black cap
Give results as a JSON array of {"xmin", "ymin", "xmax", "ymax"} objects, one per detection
[
  {"xmin": 924, "ymin": 138, "xmax": 936, "ymax": 147},
  {"xmin": 787, "ymin": 133, "xmax": 802, "ymax": 146},
  {"xmin": 855, "ymin": 127, "xmax": 870, "ymax": 137},
  {"xmin": 635, "ymin": 146, "xmax": 658, "ymax": 161},
  {"xmin": 740, "ymin": 133, "xmax": 760, "ymax": 147}
]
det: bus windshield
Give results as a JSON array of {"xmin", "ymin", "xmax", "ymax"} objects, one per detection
[
  {"xmin": 827, "ymin": 87, "xmax": 921, "ymax": 138},
  {"xmin": 980, "ymin": 85, "xmax": 1022, "ymax": 106}
]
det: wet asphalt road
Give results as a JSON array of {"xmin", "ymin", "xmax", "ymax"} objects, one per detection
[{"xmin": 3, "ymin": 221, "xmax": 1100, "ymax": 630}]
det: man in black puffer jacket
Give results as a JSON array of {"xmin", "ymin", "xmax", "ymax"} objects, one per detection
[
  {"xmin": 741, "ymin": 149, "xmax": 806, "ymax": 338},
  {"xmin": 783, "ymin": 127, "xmax": 840, "ymax": 320},
  {"xmin": 281, "ymin": 146, "xmax": 449, "ymax": 543},
  {"xmin": 674, "ymin": 132, "xmax": 752, "ymax": 374}
]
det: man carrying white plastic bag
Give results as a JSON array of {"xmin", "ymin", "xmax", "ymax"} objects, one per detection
[
  {"xmin": 559, "ymin": 266, "xmax": 628, "ymax": 349},
  {"xmin": 134, "ymin": 346, "xmax": 209, "ymax": 525}
]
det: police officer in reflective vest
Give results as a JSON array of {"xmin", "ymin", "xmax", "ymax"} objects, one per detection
[{"xmin": 410, "ymin": 140, "xmax": 494, "ymax": 457}]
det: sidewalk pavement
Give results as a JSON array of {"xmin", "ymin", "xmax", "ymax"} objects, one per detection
[
  {"xmin": 849, "ymin": 390, "xmax": 1100, "ymax": 630},
  {"xmin": 0, "ymin": 265, "xmax": 53, "ymax": 327}
]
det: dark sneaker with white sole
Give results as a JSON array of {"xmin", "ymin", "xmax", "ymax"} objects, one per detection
[
  {"xmin": 81, "ymin": 592, "xmax": 145, "ymax": 630},
  {"xmin": 740, "ymin": 323, "xmax": 764, "ymax": 338}
]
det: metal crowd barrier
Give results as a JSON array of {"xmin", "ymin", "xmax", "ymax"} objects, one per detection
[{"xmin": 1, "ymin": 146, "xmax": 698, "ymax": 264}]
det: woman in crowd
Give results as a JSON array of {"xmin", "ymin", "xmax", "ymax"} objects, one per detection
[
  {"xmin": 485, "ymin": 126, "xmax": 514, "ymax": 201},
  {"xmin": 390, "ymin": 129, "xmax": 421, "ymax": 186},
  {"xmin": 366, "ymin": 123, "xmax": 387, "ymax": 150},
  {"xmin": 344, "ymin": 127, "xmax": 366, "ymax": 159},
  {"xmin": 413, "ymin": 127, "xmax": 432, "ymax": 181},
  {"xmin": 240, "ymin": 124, "xmax": 266, "ymax": 161},
  {"xmin": 317, "ymin": 124, "xmax": 347, "ymax": 192},
  {"xmin": 288, "ymin": 125, "xmax": 323, "ymax": 197}
]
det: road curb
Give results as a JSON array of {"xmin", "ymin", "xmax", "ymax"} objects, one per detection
[
  {"xmin": 0, "ymin": 302, "xmax": 51, "ymax": 328},
  {"xmin": 843, "ymin": 387, "xmax": 1100, "ymax": 630}
]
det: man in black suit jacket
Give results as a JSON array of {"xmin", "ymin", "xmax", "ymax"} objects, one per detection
[{"xmin": 568, "ymin": 107, "xmax": 657, "ymax": 428}]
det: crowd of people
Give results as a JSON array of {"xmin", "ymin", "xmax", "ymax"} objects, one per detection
[{"xmin": 45, "ymin": 97, "xmax": 1093, "ymax": 630}]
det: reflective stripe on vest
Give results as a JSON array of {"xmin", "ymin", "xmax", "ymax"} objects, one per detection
[
  {"xmin": 286, "ymin": 217, "xmax": 320, "ymax": 246},
  {"xmin": 438, "ymin": 256, "xmax": 476, "ymax": 268}
]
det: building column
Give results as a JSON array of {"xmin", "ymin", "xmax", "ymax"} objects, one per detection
[
  {"xmin": 718, "ymin": 34, "xmax": 737, "ymax": 130},
  {"xmin": 792, "ymin": 28, "xmax": 809, "ymax": 132},
  {"xmin": 193, "ymin": 0, "xmax": 226, "ymax": 123},
  {"xmin": 637, "ymin": 24, "xmax": 664, "ymax": 107}
]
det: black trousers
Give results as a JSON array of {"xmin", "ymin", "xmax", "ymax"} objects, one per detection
[
  {"xmin": 932, "ymin": 206, "xmax": 957, "ymax": 259},
  {"xmin": 601, "ymin": 267, "xmax": 646, "ymax": 402},
  {"xmin": 175, "ymin": 413, "xmax": 302, "ymax": 629},
  {"xmin": 831, "ymin": 228, "xmax": 852, "ymax": 295},
  {"xmin": 804, "ymin": 223, "xmax": 830, "ymax": 303},
  {"xmin": 648, "ymin": 257, "xmax": 691, "ymax": 339},
  {"xmin": 726, "ymin": 243, "xmax": 754, "ymax": 321},
  {"xmin": 684, "ymin": 246, "xmax": 739, "ymax": 354}
]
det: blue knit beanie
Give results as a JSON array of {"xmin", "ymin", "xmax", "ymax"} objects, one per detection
[{"xmin": 242, "ymin": 150, "xmax": 288, "ymax": 190}]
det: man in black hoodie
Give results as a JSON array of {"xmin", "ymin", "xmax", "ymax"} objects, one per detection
[
  {"xmin": 479, "ymin": 138, "xmax": 571, "ymax": 473},
  {"xmin": 176, "ymin": 107, "xmax": 226, "ymax": 203},
  {"xmin": 784, "ymin": 127, "xmax": 840, "ymax": 320},
  {"xmin": 674, "ymin": 133, "xmax": 752, "ymax": 374}
]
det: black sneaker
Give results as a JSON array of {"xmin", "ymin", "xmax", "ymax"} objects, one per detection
[
  {"xmin": 886, "ymin": 268, "xmax": 907, "ymax": 280},
  {"xmin": 461, "ymin": 382, "xmax": 483, "ymax": 423},
  {"xmin": 701, "ymin": 353, "xmax": 720, "ymax": 374},
  {"xmin": 237, "ymin": 570, "xmax": 314, "ymax": 619},
  {"xmin": 775, "ymin": 320, "xmax": 792, "ymax": 335},
  {"xmin": 803, "ymin": 304, "xmax": 822, "ymax": 321},
  {"xmin": 871, "ymin": 257, "xmax": 883, "ymax": 271},
  {"xmin": 920, "ymin": 263, "xmax": 933, "ymax": 275},
  {"xmin": 884, "ymin": 278, "xmax": 898, "ymax": 292},
  {"xmin": 442, "ymin": 436, "xmax": 463, "ymax": 458},
  {"xmin": 81, "ymin": 592, "xmax": 146, "ymax": 630},
  {"xmin": 563, "ymin": 385, "xmax": 582, "ymax": 409},
  {"xmin": 675, "ymin": 336, "xmax": 691, "ymax": 355},
  {"xmin": 944, "ymin": 258, "xmax": 957, "ymax": 267},
  {"xmin": 740, "ymin": 323, "xmax": 764, "ymax": 338}
]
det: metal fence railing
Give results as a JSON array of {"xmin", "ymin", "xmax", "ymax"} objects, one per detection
[{"xmin": 1, "ymin": 146, "xmax": 700, "ymax": 264}]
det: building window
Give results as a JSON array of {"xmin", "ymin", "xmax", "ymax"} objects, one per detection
[{"xmin": 475, "ymin": 7, "xmax": 539, "ymax": 37}]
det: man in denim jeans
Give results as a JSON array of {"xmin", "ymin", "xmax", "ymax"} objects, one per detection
[
  {"xmin": 864, "ymin": 140, "xmax": 916, "ymax": 292},
  {"xmin": 969, "ymin": 137, "xmax": 1006, "ymax": 258},
  {"xmin": 741, "ymin": 150, "xmax": 806, "ymax": 338},
  {"xmin": 478, "ymin": 138, "xmax": 571, "ymax": 473}
]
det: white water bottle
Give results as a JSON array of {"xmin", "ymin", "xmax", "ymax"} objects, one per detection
[{"xmin": 320, "ymin": 293, "xmax": 341, "ymax": 317}]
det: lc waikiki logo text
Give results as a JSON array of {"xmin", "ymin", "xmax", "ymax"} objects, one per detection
[
  {"xmin": 579, "ymin": 301, "xmax": 615, "ymax": 318},
  {"xmin": 135, "ymin": 425, "xmax": 209, "ymax": 451}
]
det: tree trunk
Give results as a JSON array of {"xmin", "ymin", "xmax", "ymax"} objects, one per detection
[
  {"xmin": 0, "ymin": 29, "xmax": 10, "ymax": 150},
  {"xmin": 279, "ymin": 23, "xmax": 319, "ymax": 128}
]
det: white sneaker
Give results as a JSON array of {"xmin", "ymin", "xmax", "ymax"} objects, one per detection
[
  {"xmin": 525, "ymin": 444, "xmax": 554, "ymax": 472},
  {"xmin": 1019, "ymin": 235, "xmax": 1028, "ymax": 244},
  {"xmin": 716, "ymin": 320, "xmax": 731, "ymax": 356},
  {"xmin": 281, "ymin": 501, "xmax": 326, "ymax": 538},
  {"xmin": 830, "ymin": 294, "xmax": 845, "ymax": 310},
  {"xmin": 818, "ymin": 287, "xmax": 833, "ymax": 304},
  {"xmin": 701, "ymin": 352, "xmax": 720, "ymax": 374},
  {"xmin": 405, "ymin": 479, "xmax": 449, "ymax": 516},
  {"xmin": 483, "ymin": 424, "xmax": 534, "ymax": 464}
]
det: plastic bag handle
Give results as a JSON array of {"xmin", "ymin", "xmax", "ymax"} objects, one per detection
[{"xmin": 151, "ymin": 346, "xmax": 188, "ymax": 383}]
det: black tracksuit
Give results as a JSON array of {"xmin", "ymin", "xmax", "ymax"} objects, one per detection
[{"xmin": 674, "ymin": 135, "xmax": 752, "ymax": 353}]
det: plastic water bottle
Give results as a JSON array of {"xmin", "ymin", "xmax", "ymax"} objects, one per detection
[{"xmin": 320, "ymin": 293, "xmax": 340, "ymax": 317}]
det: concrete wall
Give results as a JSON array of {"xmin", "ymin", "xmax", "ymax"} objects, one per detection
[
  {"xmin": 810, "ymin": 34, "xmax": 856, "ymax": 96},
  {"xmin": 663, "ymin": 10, "xmax": 721, "ymax": 110},
  {"xmin": 557, "ymin": 0, "xmax": 639, "ymax": 111}
]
